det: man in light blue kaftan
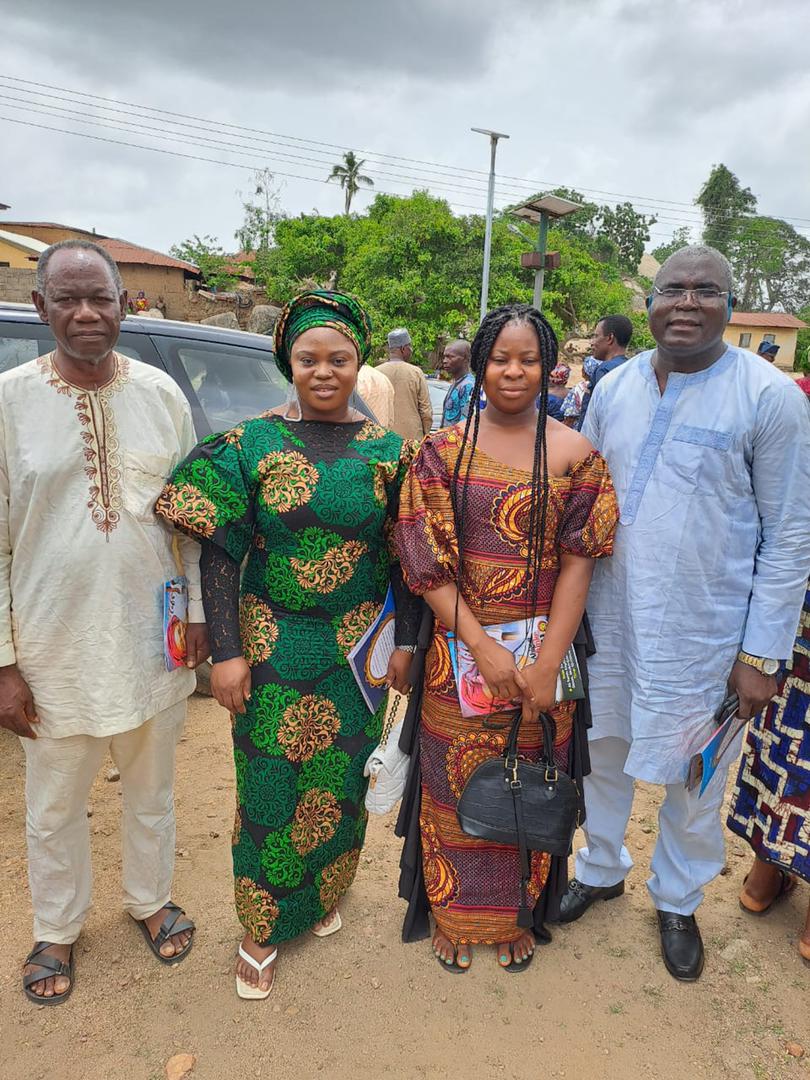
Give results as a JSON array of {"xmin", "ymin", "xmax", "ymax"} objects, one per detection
[{"xmin": 561, "ymin": 245, "xmax": 810, "ymax": 982}]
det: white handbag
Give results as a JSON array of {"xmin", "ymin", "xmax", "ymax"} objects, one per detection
[{"xmin": 364, "ymin": 693, "xmax": 410, "ymax": 815}]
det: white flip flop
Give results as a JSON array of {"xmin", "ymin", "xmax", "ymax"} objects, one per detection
[
  {"xmin": 311, "ymin": 910, "xmax": 342, "ymax": 938},
  {"xmin": 235, "ymin": 945, "xmax": 277, "ymax": 1000}
]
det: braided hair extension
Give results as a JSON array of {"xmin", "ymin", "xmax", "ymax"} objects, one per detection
[{"xmin": 449, "ymin": 304, "xmax": 558, "ymax": 645}]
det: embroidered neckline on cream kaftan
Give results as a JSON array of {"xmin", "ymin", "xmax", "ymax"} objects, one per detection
[{"xmin": 37, "ymin": 351, "xmax": 131, "ymax": 537}]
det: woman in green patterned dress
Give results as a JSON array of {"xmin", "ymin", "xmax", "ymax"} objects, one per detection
[{"xmin": 156, "ymin": 291, "xmax": 419, "ymax": 999}]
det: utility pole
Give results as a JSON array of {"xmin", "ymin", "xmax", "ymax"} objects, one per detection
[
  {"xmin": 533, "ymin": 211, "xmax": 550, "ymax": 311},
  {"xmin": 471, "ymin": 127, "xmax": 509, "ymax": 321}
]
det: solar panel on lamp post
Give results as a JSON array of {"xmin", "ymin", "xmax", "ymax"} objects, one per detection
[{"xmin": 511, "ymin": 194, "xmax": 583, "ymax": 311}]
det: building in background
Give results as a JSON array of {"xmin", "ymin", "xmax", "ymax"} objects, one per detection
[
  {"xmin": 0, "ymin": 222, "xmax": 200, "ymax": 319},
  {"xmin": 725, "ymin": 311, "xmax": 808, "ymax": 370},
  {"xmin": 0, "ymin": 229, "xmax": 48, "ymax": 268}
]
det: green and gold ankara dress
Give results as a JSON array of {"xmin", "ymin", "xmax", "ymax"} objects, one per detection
[{"xmin": 157, "ymin": 415, "xmax": 418, "ymax": 944}]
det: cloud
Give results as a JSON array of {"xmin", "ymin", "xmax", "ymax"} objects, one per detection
[
  {"xmin": 4, "ymin": 0, "xmax": 505, "ymax": 85},
  {"xmin": 1, "ymin": 0, "xmax": 808, "ymax": 257}
]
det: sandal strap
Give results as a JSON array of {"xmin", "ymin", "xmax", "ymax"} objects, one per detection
[
  {"xmin": 23, "ymin": 946, "xmax": 72, "ymax": 989},
  {"xmin": 153, "ymin": 903, "xmax": 195, "ymax": 946},
  {"xmin": 238, "ymin": 945, "xmax": 277, "ymax": 974}
]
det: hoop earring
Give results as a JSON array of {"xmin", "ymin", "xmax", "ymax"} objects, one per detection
[
  {"xmin": 479, "ymin": 389, "xmax": 488, "ymax": 410},
  {"xmin": 283, "ymin": 385, "xmax": 303, "ymax": 422}
]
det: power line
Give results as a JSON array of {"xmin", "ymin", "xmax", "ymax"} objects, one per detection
[
  {"xmin": 0, "ymin": 113, "xmax": 485, "ymax": 215},
  {"xmin": 0, "ymin": 93, "xmax": 529, "ymax": 204},
  {"xmin": 3, "ymin": 73, "xmax": 810, "ymax": 228},
  {"xmin": 1, "ymin": 110, "xmax": 803, "ymax": 259},
  {"xmin": 5, "ymin": 88, "xmax": 806, "ymax": 243}
]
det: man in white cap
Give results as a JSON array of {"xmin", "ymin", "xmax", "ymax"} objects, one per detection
[{"xmin": 377, "ymin": 327, "xmax": 433, "ymax": 440}]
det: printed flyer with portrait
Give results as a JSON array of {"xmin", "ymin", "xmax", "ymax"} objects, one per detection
[
  {"xmin": 348, "ymin": 586, "xmax": 396, "ymax": 713},
  {"xmin": 163, "ymin": 575, "xmax": 189, "ymax": 672},
  {"xmin": 448, "ymin": 615, "xmax": 584, "ymax": 718}
]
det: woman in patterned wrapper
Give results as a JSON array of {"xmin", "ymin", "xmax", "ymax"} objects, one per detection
[
  {"xmin": 394, "ymin": 304, "xmax": 619, "ymax": 973},
  {"xmin": 728, "ymin": 579, "xmax": 810, "ymax": 964},
  {"xmin": 155, "ymin": 290, "xmax": 421, "ymax": 999}
]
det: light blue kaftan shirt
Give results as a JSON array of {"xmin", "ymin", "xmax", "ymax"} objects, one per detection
[{"xmin": 581, "ymin": 346, "xmax": 810, "ymax": 784}]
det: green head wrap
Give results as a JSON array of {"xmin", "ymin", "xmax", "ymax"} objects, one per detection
[{"xmin": 273, "ymin": 289, "xmax": 373, "ymax": 382}]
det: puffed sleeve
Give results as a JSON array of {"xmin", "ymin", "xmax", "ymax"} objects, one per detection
[
  {"xmin": 557, "ymin": 450, "xmax": 619, "ymax": 558},
  {"xmin": 394, "ymin": 435, "xmax": 459, "ymax": 595},
  {"xmin": 155, "ymin": 428, "xmax": 256, "ymax": 564}
]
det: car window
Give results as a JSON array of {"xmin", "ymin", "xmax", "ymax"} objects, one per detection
[
  {"xmin": 0, "ymin": 334, "xmax": 49, "ymax": 374},
  {"xmin": 0, "ymin": 321, "xmax": 161, "ymax": 376},
  {"xmin": 153, "ymin": 335, "xmax": 289, "ymax": 432}
]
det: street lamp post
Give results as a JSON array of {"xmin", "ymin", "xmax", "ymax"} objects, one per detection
[
  {"xmin": 472, "ymin": 127, "xmax": 509, "ymax": 321},
  {"xmin": 511, "ymin": 194, "xmax": 583, "ymax": 312}
]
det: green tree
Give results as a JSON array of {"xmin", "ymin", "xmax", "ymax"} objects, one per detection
[
  {"xmin": 652, "ymin": 225, "xmax": 693, "ymax": 264},
  {"xmin": 169, "ymin": 234, "xmax": 239, "ymax": 290},
  {"xmin": 696, "ymin": 164, "xmax": 756, "ymax": 255},
  {"xmin": 795, "ymin": 304, "xmax": 810, "ymax": 373},
  {"xmin": 235, "ymin": 168, "xmax": 284, "ymax": 255},
  {"xmin": 596, "ymin": 202, "xmax": 657, "ymax": 273},
  {"xmin": 261, "ymin": 191, "xmax": 636, "ymax": 358},
  {"xmin": 327, "ymin": 151, "xmax": 374, "ymax": 216},
  {"xmin": 727, "ymin": 216, "xmax": 810, "ymax": 311},
  {"xmin": 504, "ymin": 189, "xmax": 655, "ymax": 271}
]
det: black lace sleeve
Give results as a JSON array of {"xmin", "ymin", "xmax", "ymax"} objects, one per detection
[
  {"xmin": 387, "ymin": 438, "xmax": 424, "ymax": 649},
  {"xmin": 392, "ymin": 562, "xmax": 423, "ymax": 648},
  {"xmin": 200, "ymin": 542, "xmax": 243, "ymax": 663}
]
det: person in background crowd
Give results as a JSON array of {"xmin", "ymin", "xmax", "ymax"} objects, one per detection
[
  {"xmin": 396, "ymin": 303, "xmax": 618, "ymax": 973},
  {"xmin": 796, "ymin": 374, "xmax": 810, "ymax": 397},
  {"xmin": 440, "ymin": 339, "xmax": 475, "ymax": 427},
  {"xmin": 756, "ymin": 340, "xmax": 780, "ymax": 363},
  {"xmin": 577, "ymin": 315, "xmax": 633, "ymax": 427},
  {"xmin": 1, "ymin": 240, "xmax": 208, "ymax": 1005},
  {"xmin": 129, "ymin": 289, "xmax": 149, "ymax": 313},
  {"xmin": 561, "ymin": 357, "xmax": 599, "ymax": 428},
  {"xmin": 157, "ymin": 290, "xmax": 420, "ymax": 1000},
  {"xmin": 728, "ymin": 578, "xmax": 810, "ymax": 964},
  {"xmin": 377, "ymin": 328, "xmax": 433, "ymax": 441},
  {"xmin": 563, "ymin": 245, "xmax": 810, "ymax": 983},
  {"xmin": 356, "ymin": 361, "xmax": 395, "ymax": 427},
  {"xmin": 546, "ymin": 362, "xmax": 571, "ymax": 421}
]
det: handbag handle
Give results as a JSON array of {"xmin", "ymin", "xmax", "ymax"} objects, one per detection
[
  {"xmin": 377, "ymin": 693, "xmax": 402, "ymax": 751},
  {"xmin": 504, "ymin": 710, "xmax": 556, "ymax": 769}
]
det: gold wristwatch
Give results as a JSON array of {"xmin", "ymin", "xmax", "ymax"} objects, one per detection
[{"xmin": 737, "ymin": 651, "xmax": 779, "ymax": 676}]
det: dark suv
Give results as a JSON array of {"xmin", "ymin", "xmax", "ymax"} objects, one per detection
[{"xmin": 0, "ymin": 302, "xmax": 371, "ymax": 437}]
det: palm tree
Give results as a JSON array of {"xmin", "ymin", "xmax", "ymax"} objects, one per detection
[{"xmin": 327, "ymin": 151, "xmax": 373, "ymax": 216}]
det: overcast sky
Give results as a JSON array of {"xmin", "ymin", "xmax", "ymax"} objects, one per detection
[{"xmin": 1, "ymin": 0, "xmax": 808, "ymax": 255}]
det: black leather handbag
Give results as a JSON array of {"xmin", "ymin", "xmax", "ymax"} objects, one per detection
[{"xmin": 456, "ymin": 710, "xmax": 579, "ymax": 927}]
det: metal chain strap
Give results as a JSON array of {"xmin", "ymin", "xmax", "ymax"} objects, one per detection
[{"xmin": 377, "ymin": 692, "xmax": 402, "ymax": 750}]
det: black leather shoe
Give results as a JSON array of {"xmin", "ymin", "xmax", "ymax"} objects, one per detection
[
  {"xmin": 557, "ymin": 878, "xmax": 625, "ymax": 923},
  {"xmin": 657, "ymin": 910, "xmax": 704, "ymax": 981}
]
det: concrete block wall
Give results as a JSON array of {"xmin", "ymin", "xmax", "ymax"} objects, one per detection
[{"xmin": 0, "ymin": 267, "xmax": 37, "ymax": 303}]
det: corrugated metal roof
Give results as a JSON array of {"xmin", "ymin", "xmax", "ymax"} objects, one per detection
[
  {"xmin": 0, "ymin": 224, "xmax": 198, "ymax": 274},
  {"xmin": 0, "ymin": 229, "xmax": 49, "ymax": 254},
  {"xmin": 96, "ymin": 239, "xmax": 199, "ymax": 274},
  {"xmin": 730, "ymin": 311, "xmax": 807, "ymax": 329},
  {"xmin": 0, "ymin": 221, "xmax": 103, "ymax": 236}
]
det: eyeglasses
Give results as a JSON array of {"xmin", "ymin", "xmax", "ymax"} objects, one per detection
[{"xmin": 652, "ymin": 286, "xmax": 729, "ymax": 303}]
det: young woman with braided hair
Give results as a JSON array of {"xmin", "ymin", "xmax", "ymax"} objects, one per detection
[{"xmin": 395, "ymin": 303, "xmax": 618, "ymax": 972}]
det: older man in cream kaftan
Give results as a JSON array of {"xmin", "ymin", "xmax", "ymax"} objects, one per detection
[{"xmin": 0, "ymin": 350, "xmax": 204, "ymax": 953}]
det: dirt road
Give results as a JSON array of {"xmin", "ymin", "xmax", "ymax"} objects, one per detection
[{"xmin": 2, "ymin": 695, "xmax": 808, "ymax": 1080}]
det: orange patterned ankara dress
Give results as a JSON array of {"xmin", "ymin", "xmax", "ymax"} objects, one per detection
[{"xmin": 395, "ymin": 427, "xmax": 618, "ymax": 945}]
